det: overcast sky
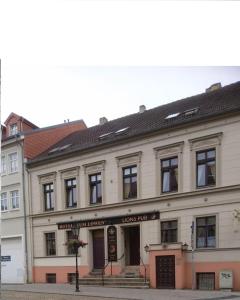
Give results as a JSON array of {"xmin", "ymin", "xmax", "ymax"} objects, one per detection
[{"xmin": 1, "ymin": 1, "xmax": 240, "ymax": 128}]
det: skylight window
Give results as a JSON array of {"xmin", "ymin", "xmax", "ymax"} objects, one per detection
[
  {"xmin": 115, "ymin": 127, "xmax": 129, "ymax": 134},
  {"xmin": 48, "ymin": 147, "xmax": 60, "ymax": 155},
  {"xmin": 59, "ymin": 144, "xmax": 72, "ymax": 151},
  {"xmin": 184, "ymin": 107, "xmax": 199, "ymax": 116},
  {"xmin": 165, "ymin": 113, "xmax": 180, "ymax": 119},
  {"xmin": 98, "ymin": 132, "xmax": 113, "ymax": 139}
]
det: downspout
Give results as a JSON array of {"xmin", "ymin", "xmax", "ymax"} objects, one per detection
[{"xmin": 17, "ymin": 135, "xmax": 29, "ymax": 283}]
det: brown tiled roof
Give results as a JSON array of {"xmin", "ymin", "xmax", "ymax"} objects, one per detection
[{"xmin": 29, "ymin": 81, "xmax": 240, "ymax": 165}]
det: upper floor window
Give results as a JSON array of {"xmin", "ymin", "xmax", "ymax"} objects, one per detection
[
  {"xmin": 9, "ymin": 123, "xmax": 18, "ymax": 136},
  {"xmin": 65, "ymin": 178, "xmax": 77, "ymax": 208},
  {"xmin": 196, "ymin": 149, "xmax": 216, "ymax": 188},
  {"xmin": 123, "ymin": 165, "xmax": 137, "ymax": 199},
  {"xmin": 196, "ymin": 216, "xmax": 216, "ymax": 248},
  {"xmin": 10, "ymin": 190, "xmax": 20, "ymax": 209},
  {"xmin": 1, "ymin": 192, "xmax": 8, "ymax": 211},
  {"xmin": 43, "ymin": 183, "xmax": 54, "ymax": 211},
  {"xmin": 1, "ymin": 156, "xmax": 6, "ymax": 174},
  {"xmin": 161, "ymin": 220, "xmax": 178, "ymax": 243},
  {"xmin": 45, "ymin": 232, "xmax": 56, "ymax": 256},
  {"xmin": 9, "ymin": 152, "xmax": 18, "ymax": 173},
  {"xmin": 89, "ymin": 173, "xmax": 102, "ymax": 205},
  {"xmin": 161, "ymin": 157, "xmax": 178, "ymax": 193}
]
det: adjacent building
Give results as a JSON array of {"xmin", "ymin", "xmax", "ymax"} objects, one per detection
[{"xmin": 1, "ymin": 113, "xmax": 86, "ymax": 283}]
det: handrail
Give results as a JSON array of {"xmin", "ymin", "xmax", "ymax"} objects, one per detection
[
  {"xmin": 101, "ymin": 253, "xmax": 125, "ymax": 286},
  {"xmin": 139, "ymin": 255, "xmax": 147, "ymax": 284}
]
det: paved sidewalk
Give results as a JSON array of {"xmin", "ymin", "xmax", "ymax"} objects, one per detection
[{"xmin": 2, "ymin": 284, "xmax": 240, "ymax": 300}]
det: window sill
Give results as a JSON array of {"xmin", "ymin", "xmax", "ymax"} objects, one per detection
[
  {"xmin": 8, "ymin": 171, "xmax": 19, "ymax": 175},
  {"xmin": 161, "ymin": 190, "xmax": 179, "ymax": 196}
]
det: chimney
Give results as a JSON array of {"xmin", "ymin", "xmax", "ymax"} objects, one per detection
[
  {"xmin": 139, "ymin": 105, "xmax": 146, "ymax": 113},
  {"xmin": 206, "ymin": 82, "xmax": 222, "ymax": 93},
  {"xmin": 99, "ymin": 117, "xmax": 108, "ymax": 125}
]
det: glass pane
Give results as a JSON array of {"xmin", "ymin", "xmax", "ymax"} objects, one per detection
[
  {"xmin": 161, "ymin": 222, "xmax": 169, "ymax": 230},
  {"xmin": 131, "ymin": 166, "xmax": 137, "ymax": 174},
  {"xmin": 207, "ymin": 216, "xmax": 216, "ymax": 225},
  {"xmin": 90, "ymin": 175, "xmax": 96, "ymax": 182},
  {"xmin": 97, "ymin": 174, "xmax": 101, "ymax": 181},
  {"xmin": 72, "ymin": 187, "xmax": 76, "ymax": 205},
  {"xmin": 207, "ymin": 150, "xmax": 215, "ymax": 159},
  {"xmin": 197, "ymin": 227, "xmax": 206, "ymax": 247},
  {"xmin": 123, "ymin": 181, "xmax": 131, "ymax": 199},
  {"xmin": 130, "ymin": 181, "xmax": 137, "ymax": 198},
  {"xmin": 207, "ymin": 162, "xmax": 216, "ymax": 185},
  {"xmin": 171, "ymin": 158, "xmax": 178, "ymax": 166},
  {"xmin": 197, "ymin": 152, "xmax": 205, "ymax": 161},
  {"xmin": 72, "ymin": 179, "xmax": 76, "ymax": 185},
  {"xmin": 207, "ymin": 227, "xmax": 216, "ymax": 247},
  {"xmin": 91, "ymin": 186, "xmax": 97, "ymax": 203},
  {"xmin": 97, "ymin": 182, "xmax": 102, "ymax": 200},
  {"xmin": 162, "ymin": 159, "xmax": 170, "ymax": 168},
  {"xmin": 123, "ymin": 168, "xmax": 130, "ymax": 175},
  {"xmin": 162, "ymin": 171, "xmax": 170, "ymax": 192},
  {"xmin": 197, "ymin": 218, "xmax": 206, "ymax": 226},
  {"xmin": 131, "ymin": 175, "xmax": 137, "ymax": 183},
  {"xmin": 171, "ymin": 168, "xmax": 178, "ymax": 191},
  {"xmin": 197, "ymin": 164, "xmax": 206, "ymax": 186}
]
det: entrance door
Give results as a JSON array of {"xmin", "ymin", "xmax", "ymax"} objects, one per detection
[
  {"xmin": 156, "ymin": 255, "xmax": 175, "ymax": 289},
  {"xmin": 92, "ymin": 229, "xmax": 105, "ymax": 269},
  {"xmin": 124, "ymin": 226, "xmax": 140, "ymax": 266}
]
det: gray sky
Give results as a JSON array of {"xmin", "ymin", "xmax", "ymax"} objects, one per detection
[{"xmin": 1, "ymin": 1, "xmax": 240, "ymax": 128}]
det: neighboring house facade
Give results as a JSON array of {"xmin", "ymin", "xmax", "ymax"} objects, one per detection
[
  {"xmin": 1, "ymin": 113, "xmax": 87, "ymax": 283},
  {"xmin": 27, "ymin": 82, "xmax": 240, "ymax": 290}
]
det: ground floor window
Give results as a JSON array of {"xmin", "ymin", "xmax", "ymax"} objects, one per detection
[
  {"xmin": 67, "ymin": 273, "xmax": 76, "ymax": 284},
  {"xmin": 46, "ymin": 273, "xmax": 56, "ymax": 283},
  {"xmin": 197, "ymin": 272, "xmax": 215, "ymax": 290}
]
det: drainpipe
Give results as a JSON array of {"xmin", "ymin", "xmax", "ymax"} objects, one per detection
[{"xmin": 17, "ymin": 135, "xmax": 29, "ymax": 283}]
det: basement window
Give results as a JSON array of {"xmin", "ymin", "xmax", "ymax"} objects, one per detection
[{"xmin": 46, "ymin": 273, "xmax": 56, "ymax": 283}]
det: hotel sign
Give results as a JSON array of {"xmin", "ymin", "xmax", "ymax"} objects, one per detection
[
  {"xmin": 107, "ymin": 225, "xmax": 117, "ymax": 262},
  {"xmin": 57, "ymin": 211, "xmax": 159, "ymax": 230}
]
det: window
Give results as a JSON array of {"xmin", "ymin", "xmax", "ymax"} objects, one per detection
[
  {"xmin": 197, "ymin": 273, "xmax": 215, "ymax": 290},
  {"xmin": 66, "ymin": 231, "xmax": 75, "ymax": 255},
  {"xmin": 46, "ymin": 273, "xmax": 56, "ymax": 283},
  {"xmin": 10, "ymin": 190, "xmax": 19, "ymax": 209},
  {"xmin": 196, "ymin": 149, "xmax": 216, "ymax": 188},
  {"xmin": 67, "ymin": 273, "xmax": 76, "ymax": 284},
  {"xmin": 161, "ymin": 220, "xmax": 178, "ymax": 243},
  {"xmin": 9, "ymin": 152, "xmax": 18, "ymax": 173},
  {"xmin": 1, "ymin": 156, "xmax": 6, "ymax": 174},
  {"xmin": 161, "ymin": 157, "xmax": 178, "ymax": 193},
  {"xmin": 65, "ymin": 178, "xmax": 77, "ymax": 208},
  {"xmin": 196, "ymin": 216, "xmax": 216, "ymax": 248},
  {"xmin": 43, "ymin": 183, "xmax": 54, "ymax": 211},
  {"xmin": 123, "ymin": 165, "xmax": 137, "ymax": 199},
  {"xmin": 89, "ymin": 173, "xmax": 102, "ymax": 204},
  {"xmin": 1, "ymin": 193, "xmax": 8, "ymax": 211},
  {"xmin": 45, "ymin": 232, "xmax": 56, "ymax": 256},
  {"xmin": 9, "ymin": 123, "xmax": 18, "ymax": 136}
]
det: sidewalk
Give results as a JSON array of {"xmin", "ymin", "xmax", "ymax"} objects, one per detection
[{"xmin": 2, "ymin": 284, "xmax": 240, "ymax": 300}]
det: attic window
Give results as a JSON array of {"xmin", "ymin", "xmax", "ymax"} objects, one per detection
[
  {"xmin": 48, "ymin": 147, "xmax": 60, "ymax": 155},
  {"xmin": 184, "ymin": 107, "xmax": 199, "ymax": 116},
  {"xmin": 98, "ymin": 132, "xmax": 113, "ymax": 140},
  {"xmin": 165, "ymin": 113, "xmax": 180, "ymax": 119},
  {"xmin": 115, "ymin": 127, "xmax": 129, "ymax": 135},
  {"xmin": 48, "ymin": 144, "xmax": 72, "ymax": 155},
  {"xmin": 59, "ymin": 144, "xmax": 72, "ymax": 151},
  {"xmin": 9, "ymin": 123, "xmax": 18, "ymax": 136}
]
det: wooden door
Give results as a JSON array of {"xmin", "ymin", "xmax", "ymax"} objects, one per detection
[
  {"xmin": 92, "ymin": 230, "xmax": 105, "ymax": 269},
  {"xmin": 156, "ymin": 255, "xmax": 175, "ymax": 289},
  {"xmin": 129, "ymin": 226, "xmax": 140, "ymax": 265}
]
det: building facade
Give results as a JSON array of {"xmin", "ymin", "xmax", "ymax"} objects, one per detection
[
  {"xmin": 1, "ymin": 113, "xmax": 86, "ymax": 283},
  {"xmin": 27, "ymin": 82, "xmax": 240, "ymax": 290}
]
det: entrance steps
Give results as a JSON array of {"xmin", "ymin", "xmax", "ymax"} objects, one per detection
[{"xmin": 78, "ymin": 275, "xmax": 149, "ymax": 288}]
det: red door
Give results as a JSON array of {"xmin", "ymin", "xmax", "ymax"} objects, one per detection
[{"xmin": 92, "ymin": 229, "xmax": 105, "ymax": 269}]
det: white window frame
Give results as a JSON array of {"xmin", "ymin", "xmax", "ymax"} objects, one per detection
[
  {"xmin": 9, "ymin": 123, "xmax": 18, "ymax": 136},
  {"xmin": 1, "ymin": 192, "xmax": 8, "ymax": 212},
  {"xmin": 1, "ymin": 155, "xmax": 6, "ymax": 175},
  {"xmin": 10, "ymin": 190, "xmax": 20, "ymax": 209},
  {"xmin": 9, "ymin": 152, "xmax": 18, "ymax": 173}
]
